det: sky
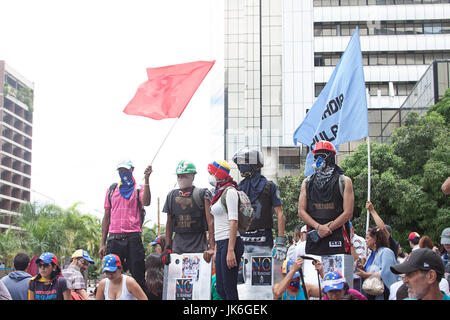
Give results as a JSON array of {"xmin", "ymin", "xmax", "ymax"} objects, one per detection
[{"xmin": 0, "ymin": 0, "xmax": 224, "ymax": 226}]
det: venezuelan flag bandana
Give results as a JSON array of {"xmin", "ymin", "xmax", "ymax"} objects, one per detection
[{"xmin": 118, "ymin": 171, "xmax": 135, "ymax": 200}]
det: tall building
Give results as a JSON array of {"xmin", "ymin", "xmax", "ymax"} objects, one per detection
[
  {"xmin": 0, "ymin": 61, "xmax": 34, "ymax": 231},
  {"xmin": 224, "ymin": 0, "xmax": 450, "ymax": 179}
]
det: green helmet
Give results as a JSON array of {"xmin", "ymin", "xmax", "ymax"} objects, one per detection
[{"xmin": 175, "ymin": 160, "xmax": 197, "ymax": 174}]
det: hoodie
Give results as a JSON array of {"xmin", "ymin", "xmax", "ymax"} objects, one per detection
[{"xmin": 1, "ymin": 271, "xmax": 32, "ymax": 300}]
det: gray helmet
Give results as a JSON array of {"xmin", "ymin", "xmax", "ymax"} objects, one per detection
[{"xmin": 232, "ymin": 147, "xmax": 264, "ymax": 168}]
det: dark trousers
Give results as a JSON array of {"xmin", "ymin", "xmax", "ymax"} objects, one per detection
[
  {"xmin": 106, "ymin": 234, "xmax": 147, "ymax": 295},
  {"xmin": 215, "ymin": 237, "xmax": 244, "ymax": 300}
]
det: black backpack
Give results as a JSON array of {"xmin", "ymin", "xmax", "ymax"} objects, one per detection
[{"xmin": 108, "ymin": 183, "xmax": 146, "ymax": 227}]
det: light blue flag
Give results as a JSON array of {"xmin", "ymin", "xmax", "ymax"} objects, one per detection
[{"xmin": 293, "ymin": 28, "xmax": 369, "ymax": 176}]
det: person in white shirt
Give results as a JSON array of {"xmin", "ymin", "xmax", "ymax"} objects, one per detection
[
  {"xmin": 407, "ymin": 232, "xmax": 421, "ymax": 252},
  {"xmin": 203, "ymin": 160, "xmax": 244, "ymax": 300},
  {"xmin": 287, "ymin": 225, "xmax": 306, "ymax": 260}
]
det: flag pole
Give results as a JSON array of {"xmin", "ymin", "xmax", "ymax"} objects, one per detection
[
  {"xmin": 365, "ymin": 136, "xmax": 371, "ymax": 237},
  {"xmin": 150, "ymin": 116, "xmax": 181, "ymax": 165}
]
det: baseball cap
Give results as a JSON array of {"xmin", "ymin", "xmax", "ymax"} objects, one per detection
[
  {"xmin": 323, "ymin": 271, "xmax": 346, "ymax": 293},
  {"xmin": 390, "ymin": 248, "xmax": 445, "ymax": 277},
  {"xmin": 36, "ymin": 252, "xmax": 58, "ymax": 265},
  {"xmin": 116, "ymin": 160, "xmax": 133, "ymax": 170},
  {"xmin": 149, "ymin": 235, "xmax": 161, "ymax": 246},
  {"xmin": 407, "ymin": 232, "xmax": 420, "ymax": 242},
  {"xmin": 300, "ymin": 225, "xmax": 307, "ymax": 233},
  {"xmin": 281, "ymin": 259, "xmax": 300, "ymax": 280},
  {"xmin": 440, "ymin": 227, "xmax": 450, "ymax": 245},
  {"xmin": 72, "ymin": 249, "xmax": 95, "ymax": 264},
  {"xmin": 102, "ymin": 254, "xmax": 122, "ymax": 273}
]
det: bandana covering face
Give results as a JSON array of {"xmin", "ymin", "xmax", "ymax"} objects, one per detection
[
  {"xmin": 238, "ymin": 170, "xmax": 267, "ymax": 203},
  {"xmin": 210, "ymin": 175, "xmax": 238, "ymax": 206},
  {"xmin": 118, "ymin": 171, "xmax": 135, "ymax": 200}
]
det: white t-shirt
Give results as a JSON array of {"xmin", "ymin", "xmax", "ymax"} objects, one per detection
[
  {"xmin": 294, "ymin": 241, "xmax": 306, "ymax": 259},
  {"xmin": 210, "ymin": 187, "xmax": 240, "ymax": 241}
]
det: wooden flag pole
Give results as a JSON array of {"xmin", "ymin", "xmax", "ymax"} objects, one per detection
[{"xmin": 157, "ymin": 197, "xmax": 160, "ymax": 236}]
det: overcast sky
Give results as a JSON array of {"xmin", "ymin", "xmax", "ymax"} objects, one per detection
[{"xmin": 0, "ymin": 0, "xmax": 224, "ymax": 226}]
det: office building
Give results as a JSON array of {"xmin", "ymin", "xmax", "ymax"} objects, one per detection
[{"xmin": 0, "ymin": 61, "xmax": 34, "ymax": 231}]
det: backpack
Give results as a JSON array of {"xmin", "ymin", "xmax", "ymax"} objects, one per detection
[
  {"xmin": 220, "ymin": 187, "xmax": 255, "ymax": 234},
  {"xmin": 108, "ymin": 183, "xmax": 146, "ymax": 227}
]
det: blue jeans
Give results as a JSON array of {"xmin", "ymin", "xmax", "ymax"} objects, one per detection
[{"xmin": 215, "ymin": 237, "xmax": 244, "ymax": 300}]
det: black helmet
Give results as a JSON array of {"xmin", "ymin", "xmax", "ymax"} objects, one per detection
[{"xmin": 232, "ymin": 147, "xmax": 264, "ymax": 168}]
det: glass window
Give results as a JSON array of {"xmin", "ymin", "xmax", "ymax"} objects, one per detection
[
  {"xmin": 314, "ymin": 56, "xmax": 324, "ymax": 67},
  {"xmin": 406, "ymin": 53, "xmax": 415, "ymax": 65},
  {"xmin": 378, "ymin": 54, "xmax": 387, "ymax": 65},
  {"xmin": 314, "ymin": 24, "xmax": 323, "ymax": 37},
  {"xmin": 397, "ymin": 53, "xmax": 406, "ymax": 65},
  {"xmin": 359, "ymin": 24, "xmax": 368, "ymax": 35},
  {"xmin": 415, "ymin": 53, "xmax": 424, "ymax": 64},
  {"xmin": 424, "ymin": 53, "xmax": 434, "ymax": 64},
  {"xmin": 442, "ymin": 22, "xmax": 450, "ymax": 34},
  {"xmin": 396, "ymin": 22, "xmax": 405, "ymax": 35},
  {"xmin": 362, "ymin": 54, "xmax": 369, "ymax": 66},
  {"xmin": 376, "ymin": 0, "xmax": 387, "ymax": 3},
  {"xmin": 330, "ymin": 0, "xmax": 340, "ymax": 5},
  {"xmin": 341, "ymin": 24, "xmax": 350, "ymax": 36},
  {"xmin": 313, "ymin": 0, "xmax": 322, "ymax": 6},
  {"xmin": 369, "ymin": 54, "xmax": 378, "ymax": 65},
  {"xmin": 368, "ymin": 0, "xmax": 377, "ymax": 4},
  {"xmin": 424, "ymin": 23, "xmax": 433, "ymax": 34},
  {"xmin": 387, "ymin": 53, "xmax": 396, "ymax": 65},
  {"xmin": 433, "ymin": 23, "xmax": 442, "ymax": 34},
  {"xmin": 414, "ymin": 23, "xmax": 423, "ymax": 34},
  {"xmin": 405, "ymin": 23, "xmax": 414, "ymax": 34}
]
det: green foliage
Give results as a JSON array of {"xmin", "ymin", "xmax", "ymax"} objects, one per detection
[
  {"xmin": 275, "ymin": 174, "xmax": 305, "ymax": 238},
  {"xmin": 341, "ymin": 103, "xmax": 450, "ymax": 251}
]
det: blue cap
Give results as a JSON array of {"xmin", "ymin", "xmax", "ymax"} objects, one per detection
[
  {"xmin": 149, "ymin": 235, "xmax": 161, "ymax": 246},
  {"xmin": 72, "ymin": 249, "xmax": 95, "ymax": 264},
  {"xmin": 281, "ymin": 259, "xmax": 300, "ymax": 280},
  {"xmin": 36, "ymin": 252, "xmax": 58, "ymax": 265},
  {"xmin": 102, "ymin": 254, "xmax": 121, "ymax": 273},
  {"xmin": 323, "ymin": 271, "xmax": 346, "ymax": 293}
]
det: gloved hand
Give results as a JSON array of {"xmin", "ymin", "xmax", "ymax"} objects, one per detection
[
  {"xmin": 273, "ymin": 236, "xmax": 287, "ymax": 261},
  {"xmin": 161, "ymin": 247, "xmax": 172, "ymax": 265}
]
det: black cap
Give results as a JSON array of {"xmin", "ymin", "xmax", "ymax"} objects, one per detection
[{"xmin": 390, "ymin": 248, "xmax": 445, "ymax": 276}]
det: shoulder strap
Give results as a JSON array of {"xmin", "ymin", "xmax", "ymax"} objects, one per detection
[
  {"xmin": 108, "ymin": 183, "xmax": 118, "ymax": 208},
  {"xmin": 192, "ymin": 187, "xmax": 205, "ymax": 210}
]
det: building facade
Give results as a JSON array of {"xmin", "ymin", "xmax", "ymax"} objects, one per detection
[
  {"xmin": 224, "ymin": 0, "xmax": 450, "ymax": 179},
  {"xmin": 0, "ymin": 61, "xmax": 34, "ymax": 231}
]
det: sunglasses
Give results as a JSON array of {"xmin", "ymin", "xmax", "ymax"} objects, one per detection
[
  {"xmin": 77, "ymin": 258, "xmax": 89, "ymax": 266},
  {"xmin": 38, "ymin": 263, "xmax": 51, "ymax": 269}
]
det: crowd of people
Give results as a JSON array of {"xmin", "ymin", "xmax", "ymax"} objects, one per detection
[{"xmin": 0, "ymin": 141, "xmax": 449, "ymax": 301}]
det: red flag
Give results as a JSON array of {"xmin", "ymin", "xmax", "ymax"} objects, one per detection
[{"xmin": 123, "ymin": 60, "xmax": 215, "ymax": 120}]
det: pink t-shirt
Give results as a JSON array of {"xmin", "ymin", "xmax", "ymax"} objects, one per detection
[{"xmin": 104, "ymin": 186, "xmax": 144, "ymax": 234}]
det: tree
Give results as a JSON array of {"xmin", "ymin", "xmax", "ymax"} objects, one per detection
[
  {"xmin": 340, "ymin": 107, "xmax": 450, "ymax": 250},
  {"xmin": 276, "ymin": 174, "xmax": 305, "ymax": 238}
]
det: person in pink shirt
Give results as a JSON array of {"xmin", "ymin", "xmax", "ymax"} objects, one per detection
[{"xmin": 99, "ymin": 160, "xmax": 152, "ymax": 298}]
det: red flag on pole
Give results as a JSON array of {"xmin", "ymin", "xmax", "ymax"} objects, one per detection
[{"xmin": 123, "ymin": 60, "xmax": 215, "ymax": 120}]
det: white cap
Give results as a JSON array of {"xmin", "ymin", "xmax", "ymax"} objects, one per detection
[
  {"xmin": 116, "ymin": 160, "xmax": 133, "ymax": 170},
  {"xmin": 301, "ymin": 225, "xmax": 307, "ymax": 233}
]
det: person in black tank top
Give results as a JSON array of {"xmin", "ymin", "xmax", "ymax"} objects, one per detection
[{"xmin": 298, "ymin": 140, "xmax": 354, "ymax": 256}]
